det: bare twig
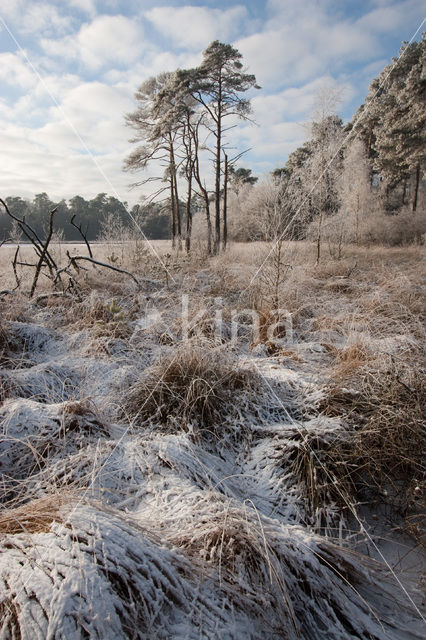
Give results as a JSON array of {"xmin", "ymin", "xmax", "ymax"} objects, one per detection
[
  {"xmin": 12, "ymin": 246, "xmax": 21, "ymax": 291},
  {"xmin": 30, "ymin": 207, "xmax": 57, "ymax": 297},
  {"xmin": 70, "ymin": 214, "xmax": 93, "ymax": 258},
  {"xmin": 0, "ymin": 198, "xmax": 57, "ymax": 270}
]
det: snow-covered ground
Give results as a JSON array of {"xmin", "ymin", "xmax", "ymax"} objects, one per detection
[{"xmin": 0, "ymin": 262, "xmax": 424, "ymax": 639}]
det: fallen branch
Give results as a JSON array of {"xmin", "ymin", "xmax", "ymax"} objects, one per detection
[
  {"xmin": 35, "ymin": 291, "xmax": 75, "ymax": 305},
  {"xmin": 66, "ymin": 252, "xmax": 141, "ymax": 287}
]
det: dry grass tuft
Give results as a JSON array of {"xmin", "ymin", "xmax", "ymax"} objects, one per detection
[
  {"xmin": 126, "ymin": 340, "xmax": 259, "ymax": 432},
  {"xmin": 273, "ymin": 425, "xmax": 356, "ymax": 532},
  {"xmin": 332, "ymin": 341, "xmax": 373, "ymax": 377},
  {"xmin": 0, "ymin": 493, "xmax": 73, "ymax": 535},
  {"xmin": 320, "ymin": 362, "xmax": 426, "ymax": 514},
  {"xmin": 61, "ymin": 398, "xmax": 108, "ymax": 436}
]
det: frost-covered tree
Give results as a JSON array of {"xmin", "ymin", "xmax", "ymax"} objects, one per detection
[
  {"xmin": 178, "ymin": 41, "xmax": 259, "ymax": 252},
  {"xmin": 124, "ymin": 73, "xmax": 183, "ymax": 249},
  {"xmin": 320, "ymin": 138, "xmax": 373, "ymax": 255},
  {"xmin": 229, "ymin": 166, "xmax": 258, "ymax": 195},
  {"xmin": 356, "ymin": 34, "xmax": 425, "ymax": 211}
]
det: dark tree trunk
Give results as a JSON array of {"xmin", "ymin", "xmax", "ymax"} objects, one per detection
[
  {"xmin": 214, "ymin": 75, "xmax": 222, "ymax": 255},
  {"xmin": 170, "ymin": 146, "xmax": 182, "ymax": 250},
  {"xmin": 222, "ymin": 152, "xmax": 228, "ymax": 251},
  {"xmin": 186, "ymin": 169, "xmax": 192, "ymax": 254},
  {"xmin": 170, "ymin": 172, "xmax": 176, "ymax": 250}
]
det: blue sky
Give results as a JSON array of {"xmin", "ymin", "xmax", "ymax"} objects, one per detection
[{"xmin": 0, "ymin": 0, "xmax": 424, "ymax": 204}]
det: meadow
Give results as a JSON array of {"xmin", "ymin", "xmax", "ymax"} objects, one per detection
[{"xmin": 0, "ymin": 238, "xmax": 425, "ymax": 639}]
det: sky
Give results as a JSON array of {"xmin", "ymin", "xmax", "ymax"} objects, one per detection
[{"xmin": 0, "ymin": 0, "xmax": 424, "ymax": 206}]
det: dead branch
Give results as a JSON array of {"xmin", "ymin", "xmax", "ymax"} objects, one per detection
[
  {"xmin": 0, "ymin": 198, "xmax": 57, "ymax": 271},
  {"xmin": 70, "ymin": 214, "xmax": 93, "ymax": 258},
  {"xmin": 0, "ymin": 198, "xmax": 57, "ymax": 276},
  {"xmin": 12, "ymin": 246, "xmax": 21, "ymax": 291},
  {"xmin": 65, "ymin": 252, "xmax": 141, "ymax": 287},
  {"xmin": 35, "ymin": 291, "xmax": 74, "ymax": 305},
  {"xmin": 30, "ymin": 207, "xmax": 58, "ymax": 297}
]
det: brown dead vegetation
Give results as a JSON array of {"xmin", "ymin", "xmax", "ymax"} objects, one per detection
[
  {"xmin": 126, "ymin": 340, "xmax": 260, "ymax": 432},
  {"xmin": 0, "ymin": 493, "xmax": 75, "ymax": 535},
  {"xmin": 320, "ymin": 361, "xmax": 426, "ymax": 514}
]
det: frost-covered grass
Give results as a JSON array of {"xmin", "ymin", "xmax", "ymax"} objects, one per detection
[{"xmin": 0, "ymin": 241, "xmax": 424, "ymax": 638}]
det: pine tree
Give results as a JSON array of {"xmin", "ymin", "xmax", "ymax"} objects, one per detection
[
  {"xmin": 361, "ymin": 34, "xmax": 425, "ymax": 211},
  {"xmin": 124, "ymin": 73, "xmax": 183, "ymax": 248},
  {"xmin": 179, "ymin": 41, "xmax": 259, "ymax": 253}
]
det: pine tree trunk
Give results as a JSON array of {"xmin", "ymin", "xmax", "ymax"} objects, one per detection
[
  {"xmin": 191, "ymin": 127, "xmax": 212, "ymax": 254},
  {"xmin": 186, "ymin": 171, "xmax": 192, "ymax": 254},
  {"xmin": 170, "ymin": 173, "xmax": 176, "ymax": 250},
  {"xmin": 214, "ymin": 75, "xmax": 222, "ymax": 255},
  {"xmin": 222, "ymin": 152, "xmax": 228, "ymax": 251},
  {"xmin": 171, "ymin": 148, "xmax": 182, "ymax": 251}
]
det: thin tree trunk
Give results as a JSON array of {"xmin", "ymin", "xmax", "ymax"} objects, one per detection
[
  {"xmin": 214, "ymin": 75, "xmax": 222, "ymax": 255},
  {"xmin": 316, "ymin": 211, "xmax": 323, "ymax": 264},
  {"xmin": 174, "ymin": 176, "xmax": 182, "ymax": 251},
  {"xmin": 222, "ymin": 152, "xmax": 228, "ymax": 251},
  {"xmin": 412, "ymin": 163, "xmax": 420, "ymax": 212},
  {"xmin": 170, "ymin": 173, "xmax": 176, "ymax": 250},
  {"xmin": 186, "ymin": 170, "xmax": 192, "ymax": 254},
  {"xmin": 169, "ymin": 143, "xmax": 182, "ymax": 251},
  {"xmin": 191, "ymin": 123, "xmax": 212, "ymax": 254}
]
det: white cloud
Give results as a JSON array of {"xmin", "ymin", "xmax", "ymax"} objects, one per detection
[
  {"xmin": 39, "ymin": 81, "xmax": 134, "ymax": 152},
  {"xmin": 41, "ymin": 14, "xmax": 144, "ymax": 70},
  {"xmin": 18, "ymin": 3, "xmax": 72, "ymax": 36},
  {"xmin": 104, "ymin": 49, "xmax": 202, "ymax": 93},
  {"xmin": 356, "ymin": 0, "xmax": 425, "ymax": 33},
  {"xmin": 0, "ymin": 120, "xmax": 136, "ymax": 202},
  {"xmin": 66, "ymin": 0, "xmax": 97, "ymax": 17},
  {"xmin": 250, "ymin": 77, "xmax": 339, "ymax": 125},
  {"xmin": 0, "ymin": 53, "xmax": 38, "ymax": 89},
  {"xmin": 145, "ymin": 5, "xmax": 249, "ymax": 50},
  {"xmin": 236, "ymin": 14, "xmax": 379, "ymax": 91},
  {"xmin": 234, "ymin": 0, "xmax": 424, "ymax": 91},
  {"xmin": 0, "ymin": 0, "xmax": 26, "ymax": 20}
]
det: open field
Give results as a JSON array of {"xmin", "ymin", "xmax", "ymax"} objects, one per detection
[{"xmin": 0, "ymin": 239, "xmax": 425, "ymax": 638}]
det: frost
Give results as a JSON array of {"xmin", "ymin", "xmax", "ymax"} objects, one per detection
[{"xmin": 0, "ymin": 316, "xmax": 424, "ymax": 639}]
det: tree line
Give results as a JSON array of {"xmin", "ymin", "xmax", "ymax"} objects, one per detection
[
  {"xmin": 227, "ymin": 34, "xmax": 425, "ymax": 256},
  {"xmin": 0, "ymin": 192, "xmax": 172, "ymax": 242}
]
